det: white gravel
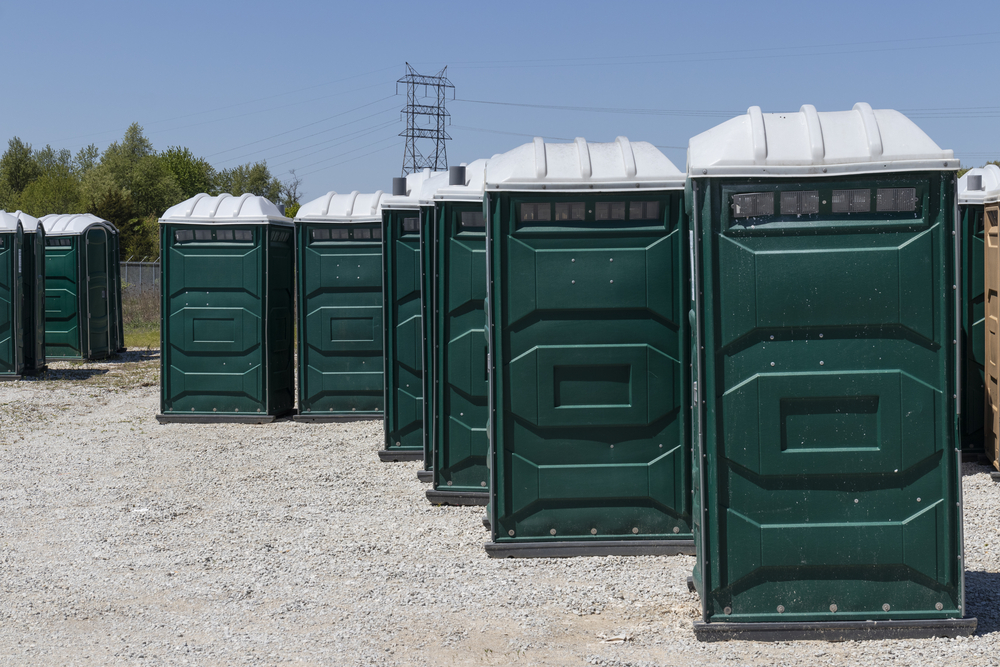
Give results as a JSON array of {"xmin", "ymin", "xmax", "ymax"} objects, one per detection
[{"xmin": 0, "ymin": 351, "xmax": 998, "ymax": 666}]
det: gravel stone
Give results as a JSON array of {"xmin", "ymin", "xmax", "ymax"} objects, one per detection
[{"xmin": 0, "ymin": 351, "xmax": 997, "ymax": 665}]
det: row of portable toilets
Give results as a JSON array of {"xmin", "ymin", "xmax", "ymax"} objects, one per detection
[
  {"xmin": 0, "ymin": 212, "xmax": 126, "ymax": 377},
  {"xmin": 2, "ymin": 103, "xmax": 989, "ymax": 641}
]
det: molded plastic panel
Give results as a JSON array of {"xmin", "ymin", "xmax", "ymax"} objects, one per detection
[
  {"xmin": 432, "ymin": 203, "xmax": 490, "ymax": 492},
  {"xmin": 693, "ymin": 173, "xmax": 962, "ymax": 624},
  {"xmin": 297, "ymin": 224, "xmax": 383, "ymax": 416},
  {"xmin": 382, "ymin": 210, "xmax": 424, "ymax": 453},
  {"xmin": 488, "ymin": 192, "xmax": 691, "ymax": 543}
]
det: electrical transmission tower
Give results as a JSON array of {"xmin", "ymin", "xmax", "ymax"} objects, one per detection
[{"xmin": 397, "ymin": 63, "xmax": 454, "ymax": 176}]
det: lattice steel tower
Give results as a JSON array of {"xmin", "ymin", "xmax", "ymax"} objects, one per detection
[{"xmin": 398, "ymin": 63, "xmax": 454, "ymax": 176}]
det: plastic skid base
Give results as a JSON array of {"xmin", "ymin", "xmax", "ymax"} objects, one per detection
[
  {"xmin": 426, "ymin": 490, "xmax": 489, "ymax": 506},
  {"xmin": 485, "ymin": 539, "xmax": 696, "ymax": 559},
  {"xmin": 991, "ymin": 470, "xmax": 1000, "ymax": 482},
  {"xmin": 693, "ymin": 618, "xmax": 976, "ymax": 642},
  {"xmin": 417, "ymin": 470, "xmax": 433, "ymax": 483},
  {"xmin": 377, "ymin": 449, "xmax": 423, "ymax": 462},
  {"xmin": 292, "ymin": 412, "xmax": 383, "ymax": 423},
  {"xmin": 155, "ymin": 413, "xmax": 284, "ymax": 424}
]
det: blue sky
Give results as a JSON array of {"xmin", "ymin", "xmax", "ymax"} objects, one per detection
[{"xmin": 4, "ymin": 0, "xmax": 999, "ymax": 203}]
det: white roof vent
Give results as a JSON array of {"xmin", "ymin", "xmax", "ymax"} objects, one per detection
[
  {"xmin": 41, "ymin": 213, "xmax": 117, "ymax": 236},
  {"xmin": 959, "ymin": 165, "xmax": 1000, "ymax": 204},
  {"xmin": 688, "ymin": 103, "xmax": 955, "ymax": 177},
  {"xmin": 0, "ymin": 211, "xmax": 19, "ymax": 233},
  {"xmin": 485, "ymin": 137, "xmax": 683, "ymax": 191},
  {"xmin": 295, "ymin": 190, "xmax": 386, "ymax": 222},
  {"xmin": 160, "ymin": 193, "xmax": 290, "ymax": 225}
]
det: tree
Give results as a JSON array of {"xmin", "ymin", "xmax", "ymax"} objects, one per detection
[
  {"xmin": 74, "ymin": 144, "xmax": 100, "ymax": 175},
  {"xmin": 99, "ymin": 124, "xmax": 182, "ymax": 218},
  {"xmin": 279, "ymin": 169, "xmax": 303, "ymax": 217},
  {"xmin": 17, "ymin": 173, "xmax": 84, "ymax": 217},
  {"xmin": 0, "ymin": 137, "xmax": 42, "ymax": 194},
  {"xmin": 215, "ymin": 161, "xmax": 282, "ymax": 201},
  {"xmin": 161, "ymin": 146, "xmax": 216, "ymax": 199}
]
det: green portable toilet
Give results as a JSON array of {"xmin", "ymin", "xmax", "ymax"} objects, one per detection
[
  {"xmin": 0, "ymin": 211, "xmax": 25, "ymax": 379},
  {"xmin": 14, "ymin": 211, "xmax": 46, "ymax": 375},
  {"xmin": 483, "ymin": 137, "xmax": 693, "ymax": 556},
  {"xmin": 379, "ymin": 169, "xmax": 443, "ymax": 462},
  {"xmin": 294, "ymin": 190, "xmax": 387, "ymax": 421},
  {"xmin": 106, "ymin": 225, "xmax": 125, "ymax": 353},
  {"xmin": 41, "ymin": 214, "xmax": 119, "ymax": 361},
  {"xmin": 422, "ymin": 160, "xmax": 493, "ymax": 506},
  {"xmin": 157, "ymin": 193, "xmax": 295, "ymax": 423},
  {"xmin": 687, "ymin": 104, "xmax": 974, "ymax": 640},
  {"xmin": 957, "ymin": 166, "xmax": 999, "ymax": 457}
]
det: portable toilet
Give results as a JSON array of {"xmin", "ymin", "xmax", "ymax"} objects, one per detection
[
  {"xmin": 157, "ymin": 193, "xmax": 295, "ymax": 423},
  {"xmin": 379, "ymin": 169, "xmax": 443, "ymax": 463},
  {"xmin": 106, "ymin": 225, "xmax": 125, "ymax": 353},
  {"xmin": 481, "ymin": 137, "xmax": 692, "ymax": 557},
  {"xmin": 294, "ymin": 190, "xmax": 387, "ymax": 421},
  {"xmin": 421, "ymin": 159, "xmax": 492, "ymax": 506},
  {"xmin": 984, "ymin": 185, "xmax": 1000, "ymax": 475},
  {"xmin": 14, "ymin": 211, "xmax": 46, "ymax": 374},
  {"xmin": 687, "ymin": 104, "xmax": 973, "ymax": 640},
  {"xmin": 0, "ymin": 211, "xmax": 24, "ymax": 379},
  {"xmin": 958, "ymin": 166, "xmax": 1000, "ymax": 458},
  {"xmin": 41, "ymin": 213, "xmax": 119, "ymax": 360}
]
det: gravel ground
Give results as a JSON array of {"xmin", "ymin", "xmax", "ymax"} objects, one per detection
[{"xmin": 0, "ymin": 351, "xmax": 998, "ymax": 666}]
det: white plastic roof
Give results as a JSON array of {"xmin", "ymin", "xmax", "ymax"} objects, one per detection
[
  {"xmin": 687, "ymin": 103, "xmax": 956, "ymax": 177},
  {"xmin": 381, "ymin": 169, "xmax": 446, "ymax": 210},
  {"xmin": 14, "ymin": 211, "xmax": 41, "ymax": 232},
  {"xmin": 0, "ymin": 211, "xmax": 19, "ymax": 233},
  {"xmin": 159, "ymin": 193, "xmax": 292, "ymax": 225},
  {"xmin": 959, "ymin": 165, "xmax": 1000, "ymax": 205},
  {"xmin": 486, "ymin": 137, "xmax": 684, "ymax": 191},
  {"xmin": 430, "ymin": 159, "xmax": 491, "ymax": 202},
  {"xmin": 41, "ymin": 213, "xmax": 116, "ymax": 236},
  {"xmin": 295, "ymin": 190, "xmax": 387, "ymax": 222}
]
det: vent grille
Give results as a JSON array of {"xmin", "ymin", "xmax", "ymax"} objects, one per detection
[
  {"xmin": 732, "ymin": 192, "xmax": 774, "ymax": 218},
  {"xmin": 780, "ymin": 191, "xmax": 819, "ymax": 216},
  {"xmin": 876, "ymin": 188, "xmax": 917, "ymax": 212}
]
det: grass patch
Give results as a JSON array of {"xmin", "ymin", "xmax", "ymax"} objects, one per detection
[{"xmin": 125, "ymin": 326, "xmax": 160, "ymax": 350}]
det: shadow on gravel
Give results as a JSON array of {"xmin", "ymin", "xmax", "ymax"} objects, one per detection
[
  {"xmin": 961, "ymin": 460, "xmax": 995, "ymax": 477},
  {"xmin": 965, "ymin": 570, "xmax": 1000, "ymax": 635},
  {"xmin": 28, "ymin": 368, "xmax": 110, "ymax": 381},
  {"xmin": 99, "ymin": 350, "xmax": 160, "ymax": 364}
]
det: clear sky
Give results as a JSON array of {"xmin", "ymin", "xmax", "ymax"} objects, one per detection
[{"xmin": 4, "ymin": 0, "xmax": 999, "ymax": 204}]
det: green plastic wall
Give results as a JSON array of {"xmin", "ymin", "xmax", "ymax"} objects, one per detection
[
  {"xmin": 22, "ymin": 226, "xmax": 46, "ymax": 373},
  {"xmin": 487, "ymin": 191, "xmax": 691, "ymax": 543},
  {"xmin": 960, "ymin": 204, "xmax": 985, "ymax": 452},
  {"xmin": 689, "ymin": 172, "xmax": 963, "ymax": 624},
  {"xmin": 160, "ymin": 223, "xmax": 294, "ymax": 417},
  {"xmin": 0, "ymin": 227, "xmax": 24, "ymax": 377},
  {"xmin": 297, "ymin": 222, "xmax": 384, "ymax": 417},
  {"xmin": 381, "ymin": 210, "xmax": 424, "ymax": 454},
  {"xmin": 44, "ymin": 236, "xmax": 81, "ymax": 359},
  {"xmin": 431, "ymin": 201, "xmax": 490, "ymax": 493}
]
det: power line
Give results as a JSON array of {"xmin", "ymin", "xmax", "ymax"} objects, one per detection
[
  {"xmin": 455, "ymin": 98, "xmax": 738, "ymax": 117},
  {"xmin": 297, "ymin": 143, "xmax": 400, "ymax": 179},
  {"xmin": 453, "ymin": 124, "xmax": 686, "ymax": 150},
  {"xmin": 270, "ymin": 119, "xmax": 401, "ymax": 168},
  {"xmin": 290, "ymin": 135, "xmax": 401, "ymax": 173},
  {"xmin": 52, "ymin": 65, "xmax": 401, "ymax": 146},
  {"xmin": 217, "ymin": 107, "xmax": 399, "ymax": 166},
  {"xmin": 435, "ymin": 31, "xmax": 1000, "ymax": 67},
  {"xmin": 206, "ymin": 95, "xmax": 397, "ymax": 159}
]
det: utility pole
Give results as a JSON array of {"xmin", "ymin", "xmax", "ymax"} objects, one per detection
[{"xmin": 397, "ymin": 63, "xmax": 454, "ymax": 176}]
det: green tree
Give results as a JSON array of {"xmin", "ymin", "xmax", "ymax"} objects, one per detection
[
  {"xmin": 100, "ymin": 124, "xmax": 182, "ymax": 218},
  {"xmin": 161, "ymin": 146, "xmax": 216, "ymax": 199},
  {"xmin": 0, "ymin": 137, "xmax": 42, "ymax": 194},
  {"xmin": 215, "ymin": 161, "xmax": 282, "ymax": 201},
  {"xmin": 17, "ymin": 173, "xmax": 84, "ymax": 216},
  {"xmin": 74, "ymin": 144, "xmax": 100, "ymax": 175}
]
